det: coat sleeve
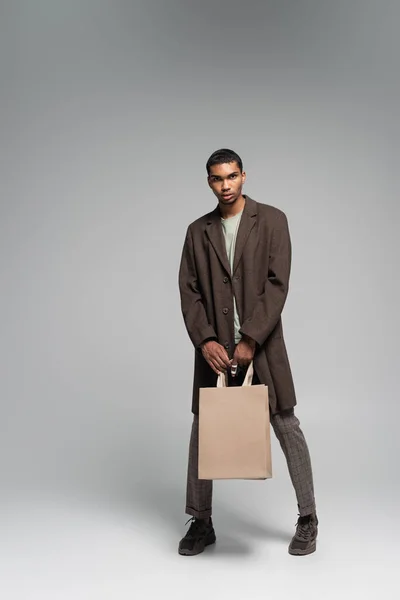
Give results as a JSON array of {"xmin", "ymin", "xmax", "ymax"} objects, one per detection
[
  {"xmin": 178, "ymin": 225, "xmax": 218, "ymax": 349},
  {"xmin": 239, "ymin": 211, "xmax": 292, "ymax": 347}
]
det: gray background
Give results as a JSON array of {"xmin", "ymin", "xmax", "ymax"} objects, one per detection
[{"xmin": 1, "ymin": 1, "xmax": 399, "ymax": 598}]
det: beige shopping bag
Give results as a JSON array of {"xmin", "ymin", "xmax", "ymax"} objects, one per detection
[{"xmin": 198, "ymin": 362, "xmax": 272, "ymax": 480}]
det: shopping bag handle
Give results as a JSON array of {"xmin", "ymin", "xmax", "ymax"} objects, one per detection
[{"xmin": 217, "ymin": 361, "xmax": 254, "ymax": 388}]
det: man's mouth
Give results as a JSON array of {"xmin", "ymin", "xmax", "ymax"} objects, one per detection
[{"xmin": 222, "ymin": 193, "xmax": 234, "ymax": 199}]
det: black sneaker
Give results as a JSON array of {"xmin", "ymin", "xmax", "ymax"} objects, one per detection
[
  {"xmin": 178, "ymin": 517, "xmax": 216, "ymax": 556},
  {"xmin": 288, "ymin": 513, "xmax": 318, "ymax": 555}
]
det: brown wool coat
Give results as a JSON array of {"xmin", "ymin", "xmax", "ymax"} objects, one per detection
[{"xmin": 178, "ymin": 195, "xmax": 297, "ymax": 416}]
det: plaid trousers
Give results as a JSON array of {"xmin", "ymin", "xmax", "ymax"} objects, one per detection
[{"xmin": 185, "ymin": 369, "xmax": 316, "ymax": 519}]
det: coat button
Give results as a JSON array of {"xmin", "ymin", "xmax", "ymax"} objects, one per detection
[
  {"xmin": 224, "ymin": 342, "xmax": 230, "ymax": 349},
  {"xmin": 222, "ymin": 307, "xmax": 229, "ymax": 315},
  {"xmin": 223, "ymin": 276, "xmax": 229, "ymax": 283}
]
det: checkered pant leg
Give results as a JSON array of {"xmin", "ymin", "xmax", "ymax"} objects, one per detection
[
  {"xmin": 185, "ymin": 415, "xmax": 213, "ymax": 519},
  {"xmin": 271, "ymin": 409, "xmax": 316, "ymax": 516},
  {"xmin": 185, "ymin": 410, "xmax": 316, "ymax": 519}
]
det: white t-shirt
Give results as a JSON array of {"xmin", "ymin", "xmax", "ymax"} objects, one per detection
[{"xmin": 220, "ymin": 210, "xmax": 243, "ymax": 344}]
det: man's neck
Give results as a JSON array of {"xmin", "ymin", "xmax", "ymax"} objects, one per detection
[{"xmin": 219, "ymin": 195, "xmax": 246, "ymax": 219}]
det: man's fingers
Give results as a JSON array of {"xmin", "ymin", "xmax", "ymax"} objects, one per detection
[
  {"xmin": 208, "ymin": 359, "xmax": 220, "ymax": 375},
  {"xmin": 212, "ymin": 356, "xmax": 227, "ymax": 374},
  {"xmin": 217, "ymin": 348, "xmax": 232, "ymax": 368},
  {"xmin": 215, "ymin": 356, "xmax": 229, "ymax": 371},
  {"xmin": 204, "ymin": 344, "xmax": 237, "ymax": 374},
  {"xmin": 211, "ymin": 360, "xmax": 222, "ymax": 373},
  {"xmin": 211, "ymin": 349, "xmax": 227, "ymax": 370},
  {"xmin": 204, "ymin": 350, "xmax": 224, "ymax": 373}
]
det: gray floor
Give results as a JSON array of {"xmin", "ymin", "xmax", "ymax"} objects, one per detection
[{"xmin": 1, "ymin": 479, "xmax": 398, "ymax": 600}]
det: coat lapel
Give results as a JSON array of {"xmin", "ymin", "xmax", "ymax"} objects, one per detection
[
  {"xmin": 205, "ymin": 195, "xmax": 258, "ymax": 277},
  {"xmin": 232, "ymin": 195, "xmax": 257, "ymax": 275},
  {"xmin": 205, "ymin": 207, "xmax": 231, "ymax": 275}
]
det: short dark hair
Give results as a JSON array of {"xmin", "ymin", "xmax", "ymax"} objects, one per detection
[{"xmin": 206, "ymin": 148, "xmax": 243, "ymax": 175}]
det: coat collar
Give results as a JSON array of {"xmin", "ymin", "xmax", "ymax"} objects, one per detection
[{"xmin": 205, "ymin": 195, "xmax": 258, "ymax": 276}]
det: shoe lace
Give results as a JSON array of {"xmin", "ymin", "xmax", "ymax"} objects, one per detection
[
  {"xmin": 184, "ymin": 517, "xmax": 206, "ymax": 538},
  {"xmin": 295, "ymin": 515, "xmax": 313, "ymax": 541}
]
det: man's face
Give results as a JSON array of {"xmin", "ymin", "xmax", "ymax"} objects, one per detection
[{"xmin": 207, "ymin": 161, "xmax": 246, "ymax": 205}]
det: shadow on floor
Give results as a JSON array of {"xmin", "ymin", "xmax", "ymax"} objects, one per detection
[{"xmin": 112, "ymin": 479, "xmax": 290, "ymax": 554}]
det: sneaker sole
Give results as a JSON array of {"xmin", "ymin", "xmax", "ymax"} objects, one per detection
[
  {"xmin": 178, "ymin": 532, "xmax": 216, "ymax": 556},
  {"xmin": 288, "ymin": 539, "xmax": 317, "ymax": 556}
]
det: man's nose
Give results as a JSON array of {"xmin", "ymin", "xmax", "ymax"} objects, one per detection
[{"xmin": 221, "ymin": 181, "xmax": 230, "ymax": 191}]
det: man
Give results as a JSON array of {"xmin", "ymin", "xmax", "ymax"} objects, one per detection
[{"xmin": 177, "ymin": 148, "xmax": 318, "ymax": 557}]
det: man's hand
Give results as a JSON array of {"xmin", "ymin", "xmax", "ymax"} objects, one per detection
[
  {"xmin": 231, "ymin": 335, "xmax": 256, "ymax": 375},
  {"xmin": 200, "ymin": 340, "xmax": 232, "ymax": 375}
]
